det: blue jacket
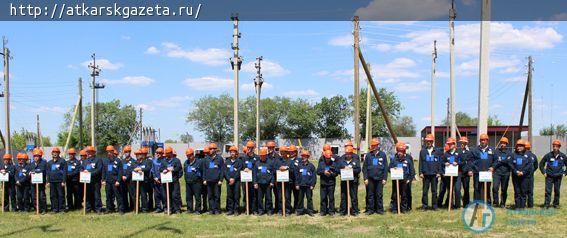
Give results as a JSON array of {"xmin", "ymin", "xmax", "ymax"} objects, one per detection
[
  {"xmin": 389, "ymin": 154, "xmax": 415, "ymax": 181},
  {"xmin": 242, "ymin": 153, "xmax": 258, "ymax": 171},
  {"xmin": 418, "ymin": 147, "xmax": 441, "ymax": 175},
  {"xmin": 121, "ymin": 158, "xmax": 135, "ymax": 181},
  {"xmin": 276, "ymin": 158, "xmax": 295, "ymax": 184},
  {"xmin": 203, "ymin": 155, "xmax": 224, "ymax": 182},
  {"xmin": 1, "ymin": 162, "xmax": 15, "ymax": 184},
  {"xmin": 510, "ymin": 152, "xmax": 533, "ymax": 177},
  {"xmin": 160, "ymin": 157, "xmax": 183, "ymax": 182},
  {"xmin": 472, "ymin": 146, "xmax": 495, "ymax": 173},
  {"xmin": 441, "ymin": 150, "xmax": 464, "ymax": 175},
  {"xmin": 363, "ymin": 150, "xmax": 389, "ymax": 180},
  {"xmin": 81, "ymin": 156, "xmax": 103, "ymax": 181},
  {"xmin": 459, "ymin": 148, "xmax": 474, "ymax": 174},
  {"xmin": 253, "ymin": 159, "xmax": 274, "ymax": 185},
  {"xmin": 295, "ymin": 161, "xmax": 316, "ymax": 187},
  {"xmin": 151, "ymin": 157, "xmax": 164, "ymax": 180},
  {"xmin": 184, "ymin": 158, "xmax": 203, "ymax": 183},
  {"xmin": 132, "ymin": 159, "xmax": 153, "ymax": 182},
  {"xmin": 526, "ymin": 151, "xmax": 538, "ymax": 176},
  {"xmin": 336, "ymin": 157, "xmax": 361, "ymax": 183},
  {"xmin": 28, "ymin": 159, "xmax": 47, "ymax": 183},
  {"xmin": 539, "ymin": 152, "xmax": 567, "ymax": 177},
  {"xmin": 66, "ymin": 158, "xmax": 81, "ymax": 182},
  {"xmin": 493, "ymin": 149, "xmax": 512, "ymax": 175},
  {"xmin": 47, "ymin": 157, "xmax": 67, "ymax": 183},
  {"xmin": 223, "ymin": 157, "xmax": 243, "ymax": 182},
  {"xmin": 317, "ymin": 159, "xmax": 338, "ymax": 186},
  {"xmin": 14, "ymin": 163, "xmax": 28, "ymax": 185},
  {"xmin": 102, "ymin": 157, "xmax": 123, "ymax": 183}
]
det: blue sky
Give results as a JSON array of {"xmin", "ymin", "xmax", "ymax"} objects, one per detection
[{"xmin": 0, "ymin": 21, "xmax": 566, "ymax": 144}]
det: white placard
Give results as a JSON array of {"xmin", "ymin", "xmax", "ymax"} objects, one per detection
[
  {"xmin": 31, "ymin": 172, "xmax": 43, "ymax": 184},
  {"xmin": 479, "ymin": 171, "xmax": 493, "ymax": 182},
  {"xmin": 79, "ymin": 172, "xmax": 91, "ymax": 183},
  {"xmin": 340, "ymin": 169, "xmax": 354, "ymax": 181},
  {"xmin": 445, "ymin": 165, "xmax": 459, "ymax": 177},
  {"xmin": 390, "ymin": 168, "xmax": 404, "ymax": 180},
  {"xmin": 132, "ymin": 171, "xmax": 144, "ymax": 182},
  {"xmin": 240, "ymin": 171, "xmax": 253, "ymax": 182},
  {"xmin": 276, "ymin": 170, "xmax": 289, "ymax": 182},
  {"xmin": 161, "ymin": 172, "xmax": 173, "ymax": 183},
  {"xmin": 0, "ymin": 172, "xmax": 9, "ymax": 182}
]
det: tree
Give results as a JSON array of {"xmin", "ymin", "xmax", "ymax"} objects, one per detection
[
  {"xmin": 540, "ymin": 124, "xmax": 567, "ymax": 137},
  {"xmin": 57, "ymin": 100, "xmax": 137, "ymax": 152},
  {"xmin": 352, "ymin": 88, "xmax": 403, "ymax": 138},
  {"xmin": 393, "ymin": 116, "xmax": 417, "ymax": 137},
  {"xmin": 9, "ymin": 128, "xmax": 52, "ymax": 150},
  {"xmin": 186, "ymin": 94, "xmax": 233, "ymax": 144},
  {"xmin": 282, "ymin": 99, "xmax": 317, "ymax": 139},
  {"xmin": 179, "ymin": 133, "xmax": 194, "ymax": 143},
  {"xmin": 314, "ymin": 95, "xmax": 350, "ymax": 139},
  {"xmin": 442, "ymin": 112, "xmax": 503, "ymax": 127},
  {"xmin": 164, "ymin": 139, "xmax": 177, "ymax": 143},
  {"xmin": 240, "ymin": 96, "xmax": 292, "ymax": 141}
]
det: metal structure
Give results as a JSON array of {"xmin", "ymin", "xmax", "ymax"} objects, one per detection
[
  {"xmin": 477, "ymin": 0, "xmax": 491, "ymax": 140},
  {"xmin": 353, "ymin": 16, "xmax": 361, "ymax": 152},
  {"xmin": 449, "ymin": 0, "xmax": 457, "ymax": 139},
  {"xmin": 1, "ymin": 37, "xmax": 10, "ymax": 153},
  {"xmin": 254, "ymin": 56, "xmax": 263, "ymax": 151},
  {"xmin": 230, "ymin": 14, "xmax": 242, "ymax": 147},
  {"xmin": 431, "ymin": 40, "xmax": 437, "ymax": 140},
  {"xmin": 365, "ymin": 64, "xmax": 372, "ymax": 151},
  {"xmin": 89, "ymin": 53, "xmax": 104, "ymax": 148}
]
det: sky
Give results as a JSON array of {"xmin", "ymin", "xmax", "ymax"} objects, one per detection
[{"xmin": 0, "ymin": 21, "xmax": 566, "ymax": 144}]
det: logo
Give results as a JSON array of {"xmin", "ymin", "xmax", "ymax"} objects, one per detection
[{"xmin": 462, "ymin": 201, "xmax": 495, "ymax": 233}]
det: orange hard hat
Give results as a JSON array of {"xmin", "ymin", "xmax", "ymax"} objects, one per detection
[
  {"xmin": 23, "ymin": 153, "xmax": 29, "ymax": 160},
  {"xmin": 16, "ymin": 153, "xmax": 23, "ymax": 160},
  {"xmin": 459, "ymin": 137, "xmax": 469, "ymax": 143},
  {"xmin": 3, "ymin": 154, "xmax": 11, "ymax": 160},
  {"xmin": 395, "ymin": 142, "xmax": 406, "ymax": 153},
  {"xmin": 79, "ymin": 150, "xmax": 87, "ymax": 156},
  {"xmin": 229, "ymin": 146, "xmax": 238, "ymax": 152},
  {"xmin": 141, "ymin": 147, "xmax": 149, "ymax": 154},
  {"xmin": 425, "ymin": 134, "xmax": 434, "ymax": 142},
  {"xmin": 323, "ymin": 144, "xmax": 331, "ymax": 151},
  {"xmin": 246, "ymin": 140, "xmax": 256, "ymax": 148},
  {"xmin": 156, "ymin": 148, "xmax": 164, "ymax": 154},
  {"xmin": 345, "ymin": 147, "xmax": 354, "ymax": 154},
  {"xmin": 479, "ymin": 134, "xmax": 489, "ymax": 141},
  {"xmin": 552, "ymin": 140, "xmax": 562, "ymax": 147},
  {"xmin": 203, "ymin": 146, "xmax": 210, "ymax": 153},
  {"xmin": 68, "ymin": 148, "xmax": 76, "ymax": 155},
  {"xmin": 123, "ymin": 145, "xmax": 132, "ymax": 153},
  {"xmin": 86, "ymin": 146, "xmax": 96, "ymax": 152},
  {"xmin": 323, "ymin": 150, "xmax": 332, "ymax": 159},
  {"xmin": 444, "ymin": 144, "xmax": 450, "ymax": 152},
  {"xmin": 266, "ymin": 141, "xmax": 276, "ymax": 148},
  {"xmin": 525, "ymin": 141, "xmax": 532, "ymax": 150},
  {"xmin": 288, "ymin": 145, "xmax": 297, "ymax": 152},
  {"xmin": 164, "ymin": 147, "xmax": 173, "ymax": 154},
  {"xmin": 113, "ymin": 149, "xmax": 118, "ymax": 155},
  {"xmin": 185, "ymin": 147, "xmax": 194, "ymax": 155},
  {"xmin": 134, "ymin": 149, "xmax": 143, "ymax": 155},
  {"xmin": 446, "ymin": 137, "xmax": 456, "ymax": 145},
  {"xmin": 32, "ymin": 148, "xmax": 43, "ymax": 156},
  {"xmin": 301, "ymin": 150, "xmax": 310, "ymax": 157},
  {"xmin": 259, "ymin": 148, "xmax": 268, "ymax": 156},
  {"xmin": 345, "ymin": 141, "xmax": 353, "ymax": 147},
  {"xmin": 242, "ymin": 146, "xmax": 249, "ymax": 153},
  {"xmin": 105, "ymin": 145, "xmax": 115, "ymax": 152},
  {"xmin": 499, "ymin": 137, "xmax": 509, "ymax": 144},
  {"xmin": 209, "ymin": 143, "xmax": 218, "ymax": 149},
  {"xmin": 370, "ymin": 138, "xmax": 380, "ymax": 146},
  {"xmin": 279, "ymin": 146, "xmax": 287, "ymax": 152},
  {"xmin": 516, "ymin": 139, "xmax": 526, "ymax": 146},
  {"xmin": 52, "ymin": 147, "xmax": 61, "ymax": 153}
]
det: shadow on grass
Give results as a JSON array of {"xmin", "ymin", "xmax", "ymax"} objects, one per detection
[
  {"xmin": 121, "ymin": 221, "xmax": 183, "ymax": 238},
  {"xmin": 0, "ymin": 223, "xmax": 63, "ymax": 237}
]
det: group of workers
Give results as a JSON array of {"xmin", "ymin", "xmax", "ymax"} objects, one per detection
[{"xmin": 0, "ymin": 135, "xmax": 564, "ymax": 216}]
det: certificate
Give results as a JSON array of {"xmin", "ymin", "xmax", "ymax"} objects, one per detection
[
  {"xmin": 240, "ymin": 171, "xmax": 253, "ymax": 182},
  {"xmin": 132, "ymin": 171, "xmax": 144, "ymax": 182},
  {"xmin": 276, "ymin": 170, "xmax": 289, "ymax": 182},
  {"xmin": 31, "ymin": 173, "xmax": 43, "ymax": 184},
  {"xmin": 390, "ymin": 168, "xmax": 404, "ymax": 180},
  {"xmin": 0, "ymin": 172, "xmax": 9, "ymax": 182},
  {"xmin": 340, "ymin": 169, "xmax": 354, "ymax": 181},
  {"xmin": 79, "ymin": 172, "xmax": 91, "ymax": 183},
  {"xmin": 479, "ymin": 171, "xmax": 493, "ymax": 182},
  {"xmin": 445, "ymin": 165, "xmax": 459, "ymax": 177},
  {"xmin": 161, "ymin": 172, "xmax": 173, "ymax": 183}
]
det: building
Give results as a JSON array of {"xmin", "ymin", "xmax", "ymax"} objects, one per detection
[{"xmin": 420, "ymin": 126, "xmax": 529, "ymax": 148}]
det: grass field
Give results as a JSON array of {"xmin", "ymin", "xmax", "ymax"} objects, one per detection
[{"xmin": 0, "ymin": 165, "xmax": 565, "ymax": 238}]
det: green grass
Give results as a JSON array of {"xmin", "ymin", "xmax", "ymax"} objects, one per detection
[{"xmin": 0, "ymin": 168, "xmax": 565, "ymax": 238}]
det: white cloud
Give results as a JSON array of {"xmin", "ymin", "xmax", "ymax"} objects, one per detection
[
  {"xmin": 355, "ymin": 0, "xmax": 449, "ymax": 21},
  {"xmin": 66, "ymin": 64, "xmax": 78, "ymax": 70},
  {"xmin": 161, "ymin": 42, "xmax": 230, "ymax": 66},
  {"xmin": 32, "ymin": 106, "xmax": 67, "ymax": 114},
  {"xmin": 502, "ymin": 76, "xmax": 525, "ymax": 82},
  {"xmin": 183, "ymin": 76, "xmax": 233, "ymax": 91},
  {"xmin": 136, "ymin": 96, "xmax": 192, "ymax": 111},
  {"xmin": 241, "ymin": 82, "xmax": 274, "ymax": 91},
  {"xmin": 81, "ymin": 59, "xmax": 124, "ymax": 71},
  {"xmin": 121, "ymin": 35, "xmax": 131, "ymax": 40},
  {"xmin": 283, "ymin": 89, "xmax": 319, "ymax": 97},
  {"xmin": 242, "ymin": 60, "xmax": 290, "ymax": 77},
  {"xmin": 457, "ymin": 57, "xmax": 523, "ymax": 76},
  {"xmin": 373, "ymin": 43, "xmax": 392, "ymax": 52},
  {"xmin": 101, "ymin": 76, "xmax": 155, "ymax": 86},
  {"xmin": 314, "ymin": 69, "xmax": 353, "ymax": 82},
  {"xmin": 135, "ymin": 104, "xmax": 152, "ymax": 111},
  {"xmin": 394, "ymin": 80, "xmax": 430, "ymax": 93},
  {"xmin": 328, "ymin": 34, "xmax": 368, "ymax": 47},
  {"xmin": 316, "ymin": 57, "xmax": 421, "ymax": 83},
  {"xmin": 145, "ymin": 46, "xmax": 160, "ymax": 54}
]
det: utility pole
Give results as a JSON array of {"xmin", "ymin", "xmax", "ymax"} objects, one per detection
[
  {"xmin": 89, "ymin": 53, "xmax": 103, "ymax": 148},
  {"xmin": 365, "ymin": 64, "xmax": 372, "ymax": 152},
  {"xmin": 139, "ymin": 107, "xmax": 143, "ymax": 145},
  {"xmin": 78, "ymin": 78, "xmax": 84, "ymax": 148},
  {"xmin": 36, "ymin": 114, "xmax": 42, "ymax": 149},
  {"xmin": 254, "ymin": 56, "xmax": 263, "ymax": 151},
  {"xmin": 353, "ymin": 16, "xmax": 361, "ymax": 153},
  {"xmin": 527, "ymin": 56, "xmax": 533, "ymax": 142},
  {"xmin": 477, "ymin": 0, "xmax": 491, "ymax": 141},
  {"xmin": 230, "ymin": 14, "xmax": 242, "ymax": 147},
  {"xmin": 449, "ymin": 0, "xmax": 457, "ymax": 139},
  {"xmin": 446, "ymin": 98, "xmax": 450, "ymax": 140},
  {"xmin": 1, "ymin": 37, "xmax": 11, "ymax": 153},
  {"xmin": 431, "ymin": 40, "xmax": 438, "ymax": 141}
]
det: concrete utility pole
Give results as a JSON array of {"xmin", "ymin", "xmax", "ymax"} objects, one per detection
[
  {"xmin": 527, "ymin": 56, "xmax": 533, "ymax": 142},
  {"xmin": 2, "ymin": 37, "xmax": 11, "ymax": 153},
  {"xmin": 36, "ymin": 114, "xmax": 42, "ymax": 149},
  {"xmin": 78, "ymin": 78, "xmax": 84, "ymax": 148},
  {"xmin": 449, "ymin": 0, "xmax": 457, "ymax": 139},
  {"xmin": 254, "ymin": 56, "xmax": 263, "ymax": 151},
  {"xmin": 353, "ymin": 16, "xmax": 361, "ymax": 152},
  {"xmin": 89, "ymin": 53, "xmax": 103, "ymax": 148},
  {"xmin": 139, "ymin": 107, "xmax": 143, "ymax": 145},
  {"xmin": 477, "ymin": 0, "xmax": 491, "ymax": 140},
  {"xmin": 431, "ymin": 40, "xmax": 438, "ymax": 140},
  {"xmin": 230, "ymin": 14, "xmax": 242, "ymax": 147},
  {"xmin": 365, "ymin": 64, "xmax": 372, "ymax": 152}
]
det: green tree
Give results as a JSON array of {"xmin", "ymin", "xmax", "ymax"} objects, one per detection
[
  {"xmin": 164, "ymin": 139, "xmax": 178, "ymax": 143},
  {"xmin": 281, "ymin": 98, "xmax": 317, "ymax": 138},
  {"xmin": 57, "ymin": 100, "xmax": 136, "ymax": 152},
  {"xmin": 8, "ymin": 128, "xmax": 52, "ymax": 150},
  {"xmin": 352, "ymin": 88, "xmax": 403, "ymax": 138},
  {"xmin": 393, "ymin": 116, "xmax": 417, "ymax": 137},
  {"xmin": 314, "ymin": 95, "xmax": 350, "ymax": 139},
  {"xmin": 179, "ymin": 133, "xmax": 194, "ymax": 143},
  {"xmin": 186, "ymin": 94, "xmax": 233, "ymax": 144},
  {"xmin": 540, "ymin": 124, "xmax": 567, "ymax": 137},
  {"xmin": 442, "ymin": 112, "xmax": 503, "ymax": 126},
  {"xmin": 241, "ymin": 96, "xmax": 291, "ymax": 141}
]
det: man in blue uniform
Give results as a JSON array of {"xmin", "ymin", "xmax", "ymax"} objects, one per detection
[
  {"xmin": 287, "ymin": 144, "xmax": 300, "ymax": 212},
  {"xmin": 539, "ymin": 140, "xmax": 566, "ymax": 209},
  {"xmin": 47, "ymin": 147, "xmax": 67, "ymax": 213},
  {"xmin": 458, "ymin": 137, "xmax": 473, "ymax": 207},
  {"xmin": 151, "ymin": 147, "xmax": 166, "ymax": 213},
  {"xmin": 510, "ymin": 140, "xmax": 533, "ymax": 209},
  {"xmin": 525, "ymin": 141, "xmax": 538, "ymax": 208},
  {"xmin": 338, "ymin": 146, "xmax": 361, "ymax": 216},
  {"xmin": 224, "ymin": 146, "xmax": 242, "ymax": 215},
  {"xmin": 203, "ymin": 143, "xmax": 223, "ymax": 215},
  {"xmin": 14, "ymin": 153, "xmax": 30, "ymax": 212},
  {"xmin": 81, "ymin": 146, "xmax": 103, "ymax": 213},
  {"xmin": 438, "ymin": 138, "xmax": 463, "ymax": 209},
  {"xmin": 120, "ymin": 146, "xmax": 134, "ymax": 212},
  {"xmin": 318, "ymin": 150, "xmax": 338, "ymax": 216},
  {"xmin": 160, "ymin": 146, "xmax": 182, "ymax": 214},
  {"xmin": 276, "ymin": 145, "xmax": 294, "ymax": 216},
  {"xmin": 295, "ymin": 150, "xmax": 316, "ymax": 216},
  {"xmin": 102, "ymin": 145, "xmax": 124, "ymax": 214},
  {"xmin": 364, "ymin": 138, "xmax": 389, "ymax": 214},
  {"xmin": 184, "ymin": 147, "xmax": 203, "ymax": 214},
  {"xmin": 1, "ymin": 154, "xmax": 16, "ymax": 212},
  {"xmin": 132, "ymin": 148, "xmax": 153, "ymax": 213},
  {"xmin": 241, "ymin": 141, "xmax": 258, "ymax": 214},
  {"xmin": 254, "ymin": 148, "xmax": 274, "ymax": 215},
  {"xmin": 493, "ymin": 137, "xmax": 512, "ymax": 208},
  {"xmin": 29, "ymin": 148, "xmax": 47, "ymax": 214},
  {"xmin": 65, "ymin": 148, "xmax": 81, "ymax": 211},
  {"xmin": 418, "ymin": 134, "xmax": 441, "ymax": 210},
  {"xmin": 389, "ymin": 142, "xmax": 416, "ymax": 213},
  {"xmin": 472, "ymin": 134, "xmax": 495, "ymax": 204}
]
